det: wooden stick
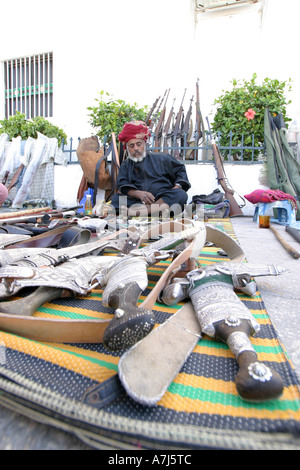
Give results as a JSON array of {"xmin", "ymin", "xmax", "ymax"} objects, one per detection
[
  {"xmin": 0, "ymin": 207, "xmax": 52, "ymax": 220},
  {"xmin": 269, "ymin": 224, "xmax": 300, "ymax": 259}
]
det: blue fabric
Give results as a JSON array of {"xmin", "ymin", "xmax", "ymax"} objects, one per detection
[{"xmin": 78, "ymin": 187, "xmax": 94, "ymax": 213}]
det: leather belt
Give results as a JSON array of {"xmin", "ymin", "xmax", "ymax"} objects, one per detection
[
  {"xmin": 4, "ymin": 225, "xmax": 91, "ymax": 250},
  {"xmin": 0, "ymin": 225, "xmax": 34, "ymax": 236}
]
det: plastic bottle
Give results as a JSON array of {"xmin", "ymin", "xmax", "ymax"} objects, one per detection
[{"xmin": 84, "ymin": 194, "xmax": 93, "ymax": 215}]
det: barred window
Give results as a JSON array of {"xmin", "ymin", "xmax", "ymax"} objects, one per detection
[
  {"xmin": 196, "ymin": 1, "xmax": 258, "ymax": 11},
  {"xmin": 3, "ymin": 52, "xmax": 53, "ymax": 119}
]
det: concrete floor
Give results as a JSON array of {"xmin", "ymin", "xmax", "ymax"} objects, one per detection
[
  {"xmin": 0, "ymin": 215, "xmax": 300, "ymax": 450},
  {"xmin": 231, "ymin": 216, "xmax": 300, "ymax": 381}
]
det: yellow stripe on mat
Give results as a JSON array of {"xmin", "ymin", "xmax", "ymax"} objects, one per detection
[{"xmin": 0, "ymin": 332, "xmax": 118, "ymax": 382}]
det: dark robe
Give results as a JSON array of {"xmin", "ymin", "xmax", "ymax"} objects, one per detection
[{"xmin": 111, "ymin": 152, "xmax": 190, "ymax": 211}]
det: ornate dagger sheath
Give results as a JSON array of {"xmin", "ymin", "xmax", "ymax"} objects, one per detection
[
  {"xmin": 0, "ymin": 255, "xmax": 117, "ymax": 316},
  {"xmin": 162, "ymin": 263, "xmax": 285, "ymax": 402},
  {"xmin": 101, "ymin": 256, "xmax": 155, "ymax": 351},
  {"xmin": 101, "ymin": 226, "xmax": 201, "ymax": 351}
]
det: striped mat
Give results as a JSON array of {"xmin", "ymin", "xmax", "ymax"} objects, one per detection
[{"xmin": 0, "ymin": 218, "xmax": 299, "ymax": 450}]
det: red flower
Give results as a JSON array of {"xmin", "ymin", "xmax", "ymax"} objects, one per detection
[{"xmin": 244, "ymin": 108, "xmax": 256, "ymax": 120}]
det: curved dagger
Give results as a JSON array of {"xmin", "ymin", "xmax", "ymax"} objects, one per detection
[
  {"xmin": 102, "ymin": 225, "xmax": 204, "ymax": 351},
  {"xmin": 163, "ymin": 264, "xmax": 286, "ymax": 402}
]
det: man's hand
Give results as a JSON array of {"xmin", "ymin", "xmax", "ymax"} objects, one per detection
[{"xmin": 128, "ymin": 189, "xmax": 156, "ymax": 205}]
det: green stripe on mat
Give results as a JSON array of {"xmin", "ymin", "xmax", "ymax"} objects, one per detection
[
  {"xmin": 36, "ymin": 307, "xmax": 103, "ymax": 319},
  {"xmin": 45, "ymin": 345, "xmax": 118, "ymax": 371},
  {"xmin": 168, "ymin": 383, "xmax": 300, "ymax": 411},
  {"xmin": 196, "ymin": 338, "xmax": 283, "ymax": 356}
]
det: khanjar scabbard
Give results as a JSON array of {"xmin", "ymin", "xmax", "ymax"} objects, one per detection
[
  {"xmin": 101, "ymin": 225, "xmax": 202, "ymax": 351},
  {"xmin": 162, "ymin": 262, "xmax": 287, "ymax": 402}
]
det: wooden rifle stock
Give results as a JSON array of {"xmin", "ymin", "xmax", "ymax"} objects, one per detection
[
  {"xmin": 211, "ymin": 143, "xmax": 244, "ymax": 217},
  {"xmin": 207, "ymin": 117, "xmax": 244, "ymax": 217}
]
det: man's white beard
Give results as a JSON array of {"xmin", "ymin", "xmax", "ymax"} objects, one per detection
[{"xmin": 127, "ymin": 150, "xmax": 146, "ymax": 163}]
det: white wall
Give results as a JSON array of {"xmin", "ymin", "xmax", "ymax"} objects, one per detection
[
  {"xmin": 54, "ymin": 161, "xmax": 265, "ymax": 217},
  {"xmin": 193, "ymin": 0, "xmax": 300, "ymax": 125},
  {"xmin": 2, "ymin": 0, "xmax": 299, "ymax": 139},
  {"xmin": 0, "ymin": 0, "xmax": 195, "ymax": 138}
]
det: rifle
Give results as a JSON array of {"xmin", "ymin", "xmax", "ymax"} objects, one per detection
[
  {"xmin": 193, "ymin": 78, "xmax": 205, "ymax": 159},
  {"xmin": 195, "ymin": 78, "xmax": 204, "ymax": 141},
  {"xmin": 153, "ymin": 89, "xmax": 170, "ymax": 151},
  {"xmin": 181, "ymin": 95, "xmax": 194, "ymax": 160},
  {"xmin": 171, "ymin": 89, "xmax": 187, "ymax": 160},
  {"xmin": 145, "ymin": 96, "xmax": 160, "ymax": 126},
  {"xmin": 206, "ymin": 117, "xmax": 245, "ymax": 217},
  {"xmin": 148, "ymin": 89, "xmax": 168, "ymax": 132},
  {"xmin": 161, "ymin": 97, "xmax": 176, "ymax": 152}
]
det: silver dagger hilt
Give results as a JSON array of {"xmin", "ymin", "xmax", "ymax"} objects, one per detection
[
  {"xmin": 102, "ymin": 280, "xmax": 155, "ymax": 351},
  {"xmin": 101, "ymin": 257, "xmax": 155, "ymax": 351},
  {"xmin": 102, "ymin": 226, "xmax": 203, "ymax": 351},
  {"xmin": 162, "ymin": 263, "xmax": 286, "ymax": 402}
]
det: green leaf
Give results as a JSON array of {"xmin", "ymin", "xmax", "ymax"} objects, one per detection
[
  {"xmin": 211, "ymin": 74, "xmax": 292, "ymax": 161},
  {"xmin": 87, "ymin": 90, "xmax": 150, "ymax": 143}
]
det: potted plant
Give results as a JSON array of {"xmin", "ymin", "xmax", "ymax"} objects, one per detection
[
  {"xmin": 0, "ymin": 112, "xmax": 67, "ymax": 147},
  {"xmin": 87, "ymin": 90, "xmax": 149, "ymax": 143},
  {"xmin": 212, "ymin": 73, "xmax": 292, "ymax": 160}
]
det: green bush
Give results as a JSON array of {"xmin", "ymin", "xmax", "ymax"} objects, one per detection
[
  {"xmin": 87, "ymin": 91, "xmax": 149, "ymax": 142},
  {"xmin": 212, "ymin": 73, "xmax": 292, "ymax": 160},
  {"xmin": 0, "ymin": 112, "xmax": 68, "ymax": 147}
]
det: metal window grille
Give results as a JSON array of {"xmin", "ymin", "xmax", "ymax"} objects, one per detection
[
  {"xmin": 196, "ymin": 1, "xmax": 258, "ymax": 11},
  {"xmin": 61, "ymin": 133, "xmax": 264, "ymax": 164},
  {"xmin": 3, "ymin": 52, "xmax": 53, "ymax": 119}
]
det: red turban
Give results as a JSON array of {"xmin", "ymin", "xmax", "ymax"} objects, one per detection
[{"xmin": 118, "ymin": 121, "xmax": 150, "ymax": 144}]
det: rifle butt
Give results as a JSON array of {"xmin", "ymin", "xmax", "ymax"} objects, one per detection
[
  {"xmin": 224, "ymin": 191, "xmax": 244, "ymax": 217},
  {"xmin": 212, "ymin": 146, "xmax": 244, "ymax": 217}
]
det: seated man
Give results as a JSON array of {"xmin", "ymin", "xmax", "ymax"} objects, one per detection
[{"xmin": 111, "ymin": 121, "xmax": 191, "ymax": 216}]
